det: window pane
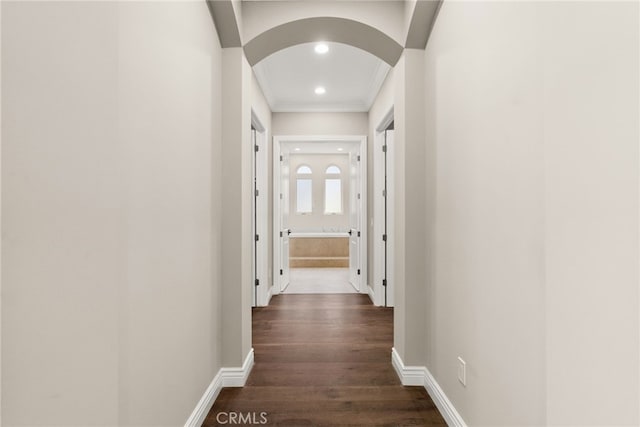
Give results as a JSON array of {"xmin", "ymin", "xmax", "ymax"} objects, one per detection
[
  {"xmin": 325, "ymin": 165, "xmax": 340, "ymax": 174},
  {"xmin": 297, "ymin": 165, "xmax": 312, "ymax": 174},
  {"xmin": 325, "ymin": 179, "xmax": 342, "ymax": 214},
  {"xmin": 296, "ymin": 179, "xmax": 312, "ymax": 213}
]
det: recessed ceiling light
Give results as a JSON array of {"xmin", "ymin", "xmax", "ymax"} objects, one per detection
[
  {"xmin": 314, "ymin": 43, "xmax": 329, "ymax": 54},
  {"xmin": 337, "ymin": 148, "xmax": 344, "ymax": 151},
  {"xmin": 314, "ymin": 86, "xmax": 326, "ymax": 95},
  {"xmin": 294, "ymin": 147, "xmax": 301, "ymax": 151}
]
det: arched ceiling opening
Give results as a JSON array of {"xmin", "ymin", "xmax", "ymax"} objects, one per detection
[
  {"xmin": 244, "ymin": 17, "xmax": 403, "ymax": 67},
  {"xmin": 205, "ymin": 0, "xmax": 443, "ymax": 112}
]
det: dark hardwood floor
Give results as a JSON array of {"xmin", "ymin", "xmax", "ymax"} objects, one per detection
[{"xmin": 203, "ymin": 294, "xmax": 446, "ymax": 426}]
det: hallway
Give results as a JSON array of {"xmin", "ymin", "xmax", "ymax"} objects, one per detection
[
  {"xmin": 204, "ymin": 294, "xmax": 445, "ymax": 426},
  {"xmin": 1, "ymin": 1, "xmax": 638, "ymax": 425}
]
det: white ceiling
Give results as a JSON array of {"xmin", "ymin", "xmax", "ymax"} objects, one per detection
[
  {"xmin": 281, "ymin": 140, "xmax": 359, "ymax": 155},
  {"xmin": 253, "ymin": 41, "xmax": 390, "ymax": 113}
]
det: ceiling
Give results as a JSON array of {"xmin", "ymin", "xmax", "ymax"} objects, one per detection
[
  {"xmin": 281, "ymin": 140, "xmax": 360, "ymax": 155},
  {"xmin": 253, "ymin": 41, "xmax": 391, "ymax": 113}
]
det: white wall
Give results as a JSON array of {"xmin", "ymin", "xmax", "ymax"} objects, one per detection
[
  {"xmin": 1, "ymin": 2, "xmax": 223, "ymax": 425},
  {"xmin": 220, "ymin": 48, "xmax": 253, "ymax": 367},
  {"xmin": 2, "ymin": 4, "xmax": 119, "ymax": 423},
  {"xmin": 288, "ymin": 154, "xmax": 350, "ymax": 231},
  {"xmin": 272, "ymin": 112, "xmax": 368, "ymax": 136},
  {"xmin": 422, "ymin": 1, "xmax": 639, "ymax": 425},
  {"xmin": 542, "ymin": 3, "xmax": 639, "ymax": 424}
]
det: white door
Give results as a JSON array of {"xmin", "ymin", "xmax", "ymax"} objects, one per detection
[
  {"xmin": 280, "ymin": 153, "xmax": 291, "ymax": 291},
  {"xmin": 348, "ymin": 150, "xmax": 361, "ymax": 290},
  {"xmin": 252, "ymin": 123, "xmax": 269, "ymax": 306},
  {"xmin": 384, "ymin": 129, "xmax": 394, "ymax": 307},
  {"xmin": 252, "ymin": 128, "xmax": 258, "ymax": 306}
]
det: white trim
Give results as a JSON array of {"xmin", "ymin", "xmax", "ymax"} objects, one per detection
[
  {"xmin": 391, "ymin": 348, "xmax": 467, "ymax": 427},
  {"xmin": 251, "ymin": 110, "xmax": 265, "ymax": 133},
  {"xmin": 373, "ymin": 111, "xmax": 394, "ymax": 307},
  {"xmin": 385, "ymin": 129, "xmax": 395, "ymax": 307},
  {"xmin": 364, "ymin": 62, "xmax": 392, "ymax": 111},
  {"xmin": 271, "ymin": 104, "xmax": 371, "ymax": 113},
  {"xmin": 376, "ymin": 106, "xmax": 394, "ymax": 132},
  {"xmin": 391, "ymin": 347, "xmax": 427, "ymax": 386},
  {"xmin": 184, "ymin": 371, "xmax": 223, "ymax": 427},
  {"xmin": 221, "ymin": 348, "xmax": 255, "ymax": 387},
  {"xmin": 373, "ymin": 130, "xmax": 384, "ymax": 306},
  {"xmin": 424, "ymin": 367, "xmax": 467, "ymax": 427},
  {"xmin": 366, "ymin": 284, "xmax": 375, "ymax": 304},
  {"xmin": 184, "ymin": 349, "xmax": 255, "ymax": 427},
  {"xmin": 267, "ymin": 284, "xmax": 274, "ymax": 305},
  {"xmin": 272, "ymin": 136, "xmax": 284, "ymax": 295}
]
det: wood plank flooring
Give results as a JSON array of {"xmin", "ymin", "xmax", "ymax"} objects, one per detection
[{"xmin": 203, "ymin": 294, "xmax": 446, "ymax": 426}]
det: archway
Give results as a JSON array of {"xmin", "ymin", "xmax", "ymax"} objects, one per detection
[{"xmin": 244, "ymin": 17, "xmax": 403, "ymax": 66}]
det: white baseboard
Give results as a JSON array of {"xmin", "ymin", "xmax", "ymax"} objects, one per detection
[
  {"xmin": 184, "ymin": 348, "xmax": 255, "ymax": 427},
  {"xmin": 391, "ymin": 347, "xmax": 427, "ymax": 386},
  {"xmin": 221, "ymin": 348, "xmax": 255, "ymax": 387},
  {"xmin": 391, "ymin": 348, "xmax": 467, "ymax": 427},
  {"xmin": 266, "ymin": 285, "xmax": 273, "ymax": 305},
  {"xmin": 184, "ymin": 370, "xmax": 223, "ymax": 427},
  {"xmin": 366, "ymin": 285, "xmax": 376, "ymax": 304}
]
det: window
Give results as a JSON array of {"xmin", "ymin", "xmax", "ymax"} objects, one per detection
[
  {"xmin": 324, "ymin": 165, "xmax": 342, "ymax": 214},
  {"xmin": 325, "ymin": 165, "xmax": 340, "ymax": 174},
  {"xmin": 296, "ymin": 165, "xmax": 312, "ymax": 214}
]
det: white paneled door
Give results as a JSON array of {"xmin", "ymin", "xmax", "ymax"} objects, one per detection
[
  {"xmin": 280, "ymin": 152, "xmax": 291, "ymax": 292},
  {"xmin": 349, "ymin": 149, "xmax": 361, "ymax": 291}
]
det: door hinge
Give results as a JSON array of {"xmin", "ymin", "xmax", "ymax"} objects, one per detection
[
  {"xmin": 255, "ymin": 234, "xmax": 259, "ymax": 241},
  {"xmin": 382, "ymin": 189, "xmax": 386, "ymax": 197},
  {"xmin": 255, "ymin": 189, "xmax": 259, "ymax": 197},
  {"xmin": 357, "ymin": 269, "xmax": 361, "ymax": 275},
  {"xmin": 255, "ymin": 279, "xmax": 260, "ymax": 287},
  {"xmin": 383, "ymin": 279, "xmax": 387, "ymax": 287},
  {"xmin": 255, "ymin": 145, "xmax": 259, "ymax": 152},
  {"xmin": 383, "ymin": 145, "xmax": 387, "ymax": 153},
  {"xmin": 280, "ymin": 269, "xmax": 283, "ymax": 275},
  {"xmin": 357, "ymin": 193, "xmax": 361, "ymax": 200},
  {"xmin": 280, "ymin": 193, "xmax": 283, "ymax": 200},
  {"xmin": 280, "ymin": 155, "xmax": 284, "ymax": 161},
  {"xmin": 357, "ymin": 155, "xmax": 361, "ymax": 161},
  {"xmin": 383, "ymin": 234, "xmax": 387, "ymax": 242}
]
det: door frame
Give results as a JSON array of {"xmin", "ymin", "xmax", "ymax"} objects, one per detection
[
  {"xmin": 372, "ymin": 108, "xmax": 395, "ymax": 306},
  {"xmin": 272, "ymin": 135, "xmax": 368, "ymax": 296},
  {"xmin": 252, "ymin": 110, "xmax": 270, "ymax": 307}
]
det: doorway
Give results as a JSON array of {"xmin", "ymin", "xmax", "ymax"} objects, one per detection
[
  {"xmin": 272, "ymin": 135, "xmax": 367, "ymax": 297},
  {"xmin": 251, "ymin": 111, "xmax": 269, "ymax": 307},
  {"xmin": 372, "ymin": 109, "xmax": 394, "ymax": 307}
]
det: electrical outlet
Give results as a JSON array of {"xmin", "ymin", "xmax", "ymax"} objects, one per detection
[{"xmin": 457, "ymin": 357, "xmax": 466, "ymax": 386}]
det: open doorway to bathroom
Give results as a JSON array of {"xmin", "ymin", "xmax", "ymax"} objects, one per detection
[{"xmin": 273, "ymin": 135, "xmax": 367, "ymax": 296}]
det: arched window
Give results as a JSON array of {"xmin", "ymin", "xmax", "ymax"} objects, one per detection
[
  {"xmin": 296, "ymin": 165, "xmax": 312, "ymax": 214},
  {"xmin": 325, "ymin": 165, "xmax": 340, "ymax": 174},
  {"xmin": 324, "ymin": 165, "xmax": 342, "ymax": 214}
]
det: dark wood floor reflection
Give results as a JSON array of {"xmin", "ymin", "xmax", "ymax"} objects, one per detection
[{"xmin": 203, "ymin": 294, "xmax": 446, "ymax": 426}]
